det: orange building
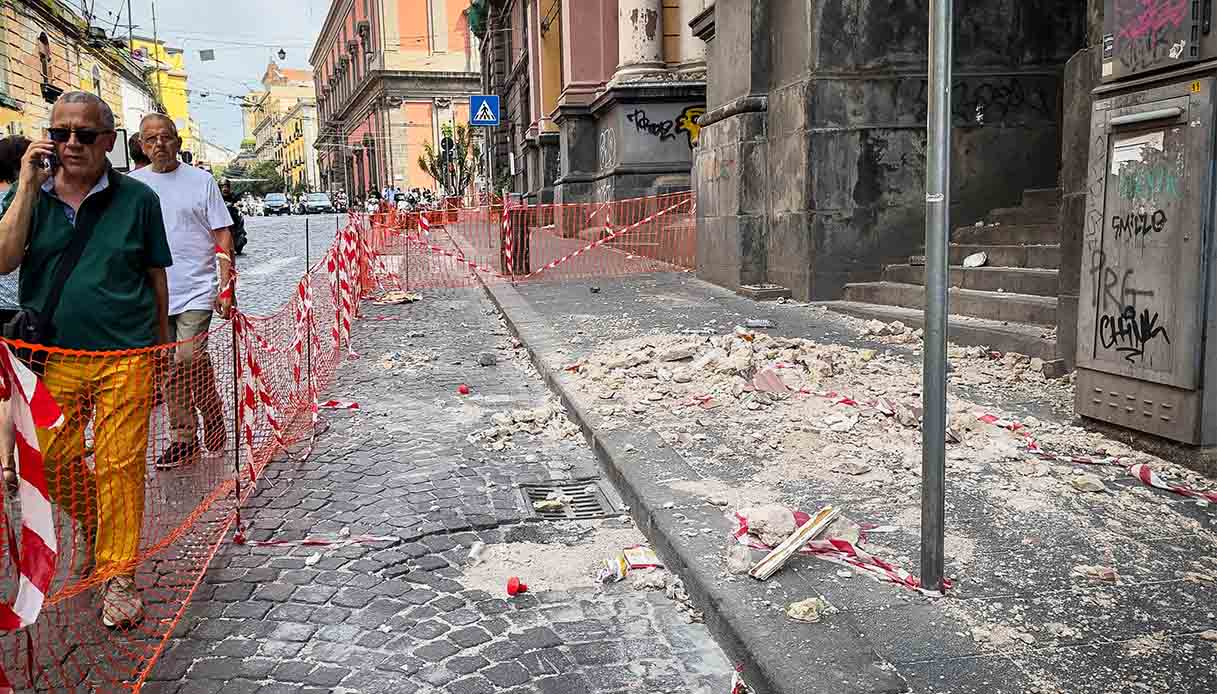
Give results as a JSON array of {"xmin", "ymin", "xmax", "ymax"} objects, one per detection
[{"xmin": 310, "ymin": 1, "xmax": 480, "ymax": 195}]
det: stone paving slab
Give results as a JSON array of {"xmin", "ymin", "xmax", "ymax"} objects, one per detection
[{"xmin": 480, "ymin": 271, "xmax": 1217, "ymax": 694}]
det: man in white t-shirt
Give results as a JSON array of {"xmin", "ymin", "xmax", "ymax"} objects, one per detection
[{"xmin": 130, "ymin": 113, "xmax": 234, "ymax": 469}]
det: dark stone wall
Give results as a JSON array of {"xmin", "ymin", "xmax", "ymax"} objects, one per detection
[
  {"xmin": 696, "ymin": 109, "xmax": 768, "ymax": 290},
  {"xmin": 764, "ymin": 0, "xmax": 1085, "ymax": 300},
  {"xmin": 694, "ymin": 0, "xmax": 1087, "ymax": 301}
]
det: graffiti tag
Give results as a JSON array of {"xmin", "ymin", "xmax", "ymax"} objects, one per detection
[
  {"xmin": 1111, "ymin": 209, "xmax": 1167, "ymax": 241},
  {"xmin": 1117, "ymin": 165, "xmax": 1180, "ymax": 200},
  {"xmin": 676, "ymin": 106, "xmax": 705, "ymax": 148},
  {"xmin": 1100, "ymin": 267, "xmax": 1155, "ymax": 311},
  {"xmin": 1113, "ymin": 0, "xmax": 1189, "ymax": 71},
  {"xmin": 1098, "ymin": 305, "xmax": 1171, "ymax": 363},
  {"xmin": 626, "ymin": 109, "xmax": 675, "ymax": 141}
]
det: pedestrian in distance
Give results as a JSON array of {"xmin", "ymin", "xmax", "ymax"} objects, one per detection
[
  {"xmin": 0, "ymin": 134, "xmax": 30, "ymax": 494},
  {"xmin": 0, "ymin": 91, "xmax": 173, "ymax": 630},
  {"xmin": 131, "ymin": 113, "xmax": 233, "ymax": 471},
  {"xmin": 128, "ymin": 132, "xmax": 150, "ymax": 171}
]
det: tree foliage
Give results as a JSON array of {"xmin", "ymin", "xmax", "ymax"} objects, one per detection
[
  {"xmin": 418, "ymin": 122, "xmax": 481, "ymax": 198},
  {"xmin": 221, "ymin": 160, "xmax": 285, "ymax": 197}
]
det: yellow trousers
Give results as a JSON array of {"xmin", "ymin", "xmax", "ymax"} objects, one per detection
[{"xmin": 37, "ymin": 353, "xmax": 151, "ymax": 575}]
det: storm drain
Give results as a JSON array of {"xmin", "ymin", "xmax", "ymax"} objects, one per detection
[{"xmin": 520, "ymin": 480, "xmax": 615, "ymax": 520}]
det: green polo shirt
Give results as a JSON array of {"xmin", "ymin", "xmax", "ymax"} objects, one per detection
[{"xmin": 1, "ymin": 169, "xmax": 173, "ymax": 351}]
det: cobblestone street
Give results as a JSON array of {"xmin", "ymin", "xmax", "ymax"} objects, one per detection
[
  {"xmin": 145, "ymin": 218, "xmax": 732, "ymax": 693},
  {"xmin": 235, "ymin": 214, "xmax": 341, "ymax": 316}
]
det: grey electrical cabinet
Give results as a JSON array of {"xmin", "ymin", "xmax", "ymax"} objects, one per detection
[
  {"xmin": 1076, "ymin": 75, "xmax": 1217, "ymax": 446},
  {"xmin": 1101, "ymin": 0, "xmax": 1215, "ymax": 83}
]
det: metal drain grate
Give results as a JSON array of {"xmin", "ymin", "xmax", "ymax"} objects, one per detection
[{"xmin": 520, "ymin": 480, "xmax": 615, "ymax": 520}]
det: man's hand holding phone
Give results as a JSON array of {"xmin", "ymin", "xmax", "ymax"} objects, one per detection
[{"xmin": 19, "ymin": 140, "xmax": 56, "ymax": 190}]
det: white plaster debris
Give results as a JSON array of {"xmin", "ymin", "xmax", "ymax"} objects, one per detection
[
  {"xmin": 467, "ymin": 398, "xmax": 579, "ymax": 451},
  {"xmin": 738, "ymin": 505, "xmax": 796, "ymax": 547},
  {"xmin": 786, "ymin": 597, "xmax": 832, "ymax": 623}
]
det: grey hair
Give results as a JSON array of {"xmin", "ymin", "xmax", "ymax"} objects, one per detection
[
  {"xmin": 53, "ymin": 91, "xmax": 116, "ymax": 130},
  {"xmin": 139, "ymin": 112, "xmax": 177, "ymax": 136}
]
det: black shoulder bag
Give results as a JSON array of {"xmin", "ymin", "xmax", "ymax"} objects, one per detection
[{"xmin": 3, "ymin": 217, "xmax": 96, "ymax": 373}]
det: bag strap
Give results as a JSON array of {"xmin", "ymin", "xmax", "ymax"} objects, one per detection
[{"xmin": 35, "ymin": 172, "xmax": 116, "ymax": 339}]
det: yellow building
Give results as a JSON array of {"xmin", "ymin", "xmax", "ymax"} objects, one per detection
[
  {"xmin": 245, "ymin": 63, "xmax": 317, "ymax": 191},
  {"xmin": 131, "ymin": 36, "xmax": 195, "ymax": 153},
  {"xmin": 0, "ymin": 1, "xmax": 160, "ymax": 149}
]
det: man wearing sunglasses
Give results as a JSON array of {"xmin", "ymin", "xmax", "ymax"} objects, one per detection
[
  {"xmin": 0, "ymin": 92, "xmax": 173, "ymax": 630},
  {"xmin": 130, "ymin": 114, "xmax": 233, "ymax": 471}
]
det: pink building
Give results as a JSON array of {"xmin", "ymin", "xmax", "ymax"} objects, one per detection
[
  {"xmin": 474, "ymin": 1, "xmax": 709, "ymax": 204},
  {"xmin": 311, "ymin": 0, "xmax": 481, "ymax": 195}
]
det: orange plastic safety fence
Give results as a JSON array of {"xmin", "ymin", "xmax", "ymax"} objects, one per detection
[
  {"xmin": 0, "ymin": 215, "xmax": 387, "ymax": 692},
  {"xmin": 371, "ymin": 192, "xmax": 696, "ymax": 290}
]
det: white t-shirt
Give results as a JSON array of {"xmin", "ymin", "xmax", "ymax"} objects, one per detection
[{"xmin": 130, "ymin": 162, "xmax": 233, "ymax": 315}]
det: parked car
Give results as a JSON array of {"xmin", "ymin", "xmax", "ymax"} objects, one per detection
[
  {"xmin": 264, "ymin": 193, "xmax": 291, "ymax": 215},
  {"xmin": 302, "ymin": 192, "xmax": 335, "ymax": 214}
]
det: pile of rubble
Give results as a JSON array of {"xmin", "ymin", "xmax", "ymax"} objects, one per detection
[
  {"xmin": 467, "ymin": 399, "xmax": 581, "ymax": 451},
  {"xmin": 566, "ymin": 325, "xmax": 1213, "ymax": 531},
  {"xmin": 861, "ymin": 319, "xmax": 922, "ymax": 345}
]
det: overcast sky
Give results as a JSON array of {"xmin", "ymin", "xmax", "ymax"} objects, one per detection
[{"xmin": 103, "ymin": 0, "xmax": 332, "ymax": 150}]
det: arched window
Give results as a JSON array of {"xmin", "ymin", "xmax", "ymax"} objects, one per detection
[
  {"xmin": 92, "ymin": 65, "xmax": 102, "ymax": 95},
  {"xmin": 38, "ymin": 33, "xmax": 50, "ymax": 83}
]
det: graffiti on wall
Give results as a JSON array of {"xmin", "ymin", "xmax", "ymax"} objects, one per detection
[
  {"xmin": 625, "ymin": 105, "xmax": 705, "ymax": 149},
  {"xmin": 1108, "ymin": 0, "xmax": 1190, "ymax": 71},
  {"xmin": 1098, "ymin": 305, "xmax": 1171, "ymax": 363},
  {"xmin": 1087, "ymin": 127, "xmax": 1184, "ymax": 366},
  {"xmin": 900, "ymin": 76, "xmax": 1053, "ymax": 126},
  {"xmin": 677, "ymin": 106, "xmax": 705, "ymax": 148},
  {"xmin": 626, "ymin": 108, "xmax": 676, "ymax": 141}
]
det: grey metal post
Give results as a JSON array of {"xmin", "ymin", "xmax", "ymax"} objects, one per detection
[{"xmin": 921, "ymin": 0, "xmax": 952, "ymax": 593}]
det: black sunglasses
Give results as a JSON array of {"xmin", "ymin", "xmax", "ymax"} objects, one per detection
[{"xmin": 47, "ymin": 127, "xmax": 113, "ymax": 145}]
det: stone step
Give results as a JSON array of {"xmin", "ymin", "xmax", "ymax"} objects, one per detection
[
  {"xmin": 1021, "ymin": 187, "xmax": 1062, "ymax": 208},
  {"xmin": 823, "ymin": 301, "xmax": 1058, "ymax": 360},
  {"xmin": 841, "ymin": 281, "xmax": 1058, "ymax": 326},
  {"xmin": 952, "ymin": 223, "xmax": 1059, "ymax": 245},
  {"xmin": 947, "ymin": 243, "xmax": 1060, "ymax": 269},
  {"xmin": 883, "ymin": 264, "xmax": 1059, "ymax": 296},
  {"xmin": 986, "ymin": 206, "xmax": 1059, "ymax": 226}
]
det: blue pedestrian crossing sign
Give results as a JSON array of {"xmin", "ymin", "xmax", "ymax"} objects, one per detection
[{"xmin": 470, "ymin": 95, "xmax": 500, "ymax": 127}]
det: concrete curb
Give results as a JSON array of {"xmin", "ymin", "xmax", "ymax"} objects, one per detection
[{"xmin": 474, "ymin": 277, "xmax": 906, "ymax": 694}]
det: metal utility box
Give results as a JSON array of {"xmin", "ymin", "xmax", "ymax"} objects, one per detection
[
  {"xmin": 1076, "ymin": 75, "xmax": 1217, "ymax": 446},
  {"xmin": 1101, "ymin": 0, "xmax": 1216, "ymax": 83}
]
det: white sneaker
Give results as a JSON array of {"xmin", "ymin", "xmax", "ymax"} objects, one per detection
[{"xmin": 101, "ymin": 575, "xmax": 144, "ymax": 630}]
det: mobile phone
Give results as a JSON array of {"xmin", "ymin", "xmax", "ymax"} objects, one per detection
[{"xmin": 40, "ymin": 153, "xmax": 59, "ymax": 173}]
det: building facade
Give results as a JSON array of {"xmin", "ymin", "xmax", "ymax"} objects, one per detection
[
  {"xmin": 310, "ymin": 0, "xmax": 481, "ymax": 196},
  {"xmin": 283, "ymin": 99, "xmax": 319, "ymax": 191},
  {"xmin": 245, "ymin": 63, "xmax": 319, "ymax": 191},
  {"xmin": 131, "ymin": 36, "xmax": 196, "ymax": 152},
  {"xmin": 0, "ymin": 1, "xmax": 160, "ymax": 144},
  {"xmin": 474, "ymin": 0, "xmax": 708, "ymax": 204}
]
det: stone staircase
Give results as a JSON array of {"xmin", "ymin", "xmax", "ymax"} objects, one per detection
[{"xmin": 826, "ymin": 188, "xmax": 1062, "ymax": 361}]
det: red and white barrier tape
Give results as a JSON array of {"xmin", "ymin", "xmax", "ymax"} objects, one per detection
[
  {"xmin": 0, "ymin": 346, "xmax": 63, "ymax": 692},
  {"xmin": 1132, "ymin": 463, "xmax": 1217, "ymax": 504},
  {"xmin": 732, "ymin": 509, "xmax": 950, "ymax": 595},
  {"xmin": 318, "ymin": 400, "xmax": 360, "ymax": 410},
  {"xmin": 523, "ymin": 197, "xmax": 692, "ymax": 281}
]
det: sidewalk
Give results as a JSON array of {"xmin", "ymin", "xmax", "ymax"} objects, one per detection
[
  {"xmin": 147, "ymin": 284, "xmax": 732, "ymax": 693},
  {"xmin": 480, "ymin": 271, "xmax": 1217, "ymax": 694}
]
